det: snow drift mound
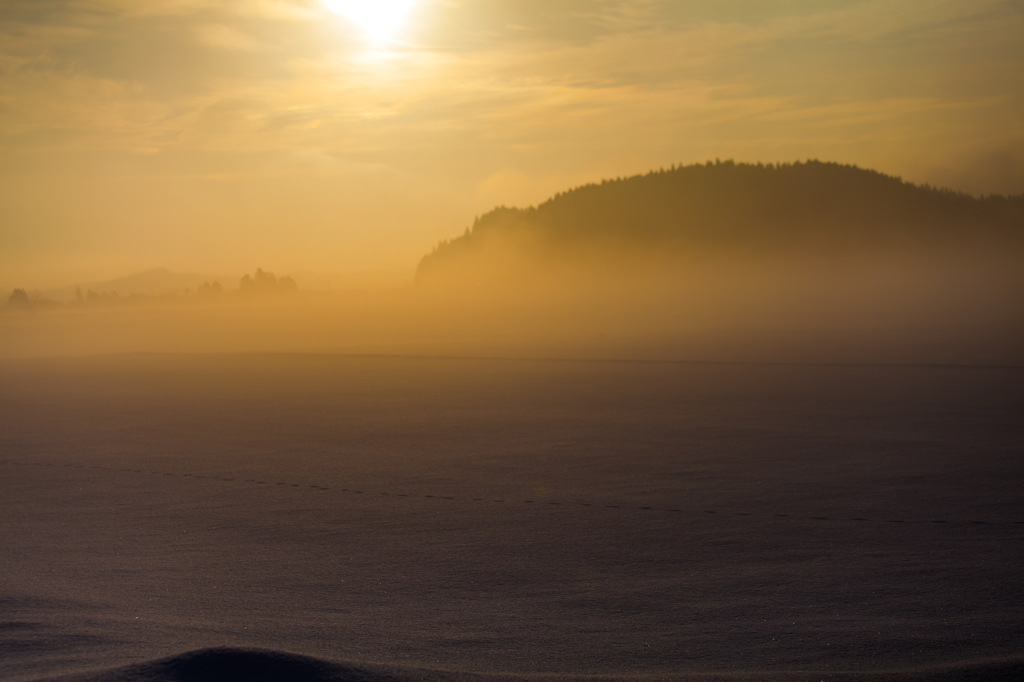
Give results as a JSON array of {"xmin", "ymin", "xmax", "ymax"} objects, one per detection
[{"xmin": 28, "ymin": 647, "xmax": 1024, "ymax": 682}]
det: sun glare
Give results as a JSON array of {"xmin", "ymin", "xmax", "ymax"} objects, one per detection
[{"xmin": 323, "ymin": 0, "xmax": 417, "ymax": 42}]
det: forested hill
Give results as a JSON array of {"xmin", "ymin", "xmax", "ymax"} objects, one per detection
[{"xmin": 417, "ymin": 160, "xmax": 1023, "ymax": 280}]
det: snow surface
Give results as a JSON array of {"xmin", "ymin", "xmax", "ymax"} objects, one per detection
[{"xmin": 1, "ymin": 354, "xmax": 1021, "ymax": 681}]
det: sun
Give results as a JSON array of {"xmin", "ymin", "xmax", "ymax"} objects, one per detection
[{"xmin": 323, "ymin": 0, "xmax": 418, "ymax": 42}]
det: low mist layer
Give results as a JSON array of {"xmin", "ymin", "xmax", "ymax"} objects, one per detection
[
  {"xmin": 2, "ymin": 258, "xmax": 1020, "ymax": 366},
  {"xmin": 3, "ymin": 161, "xmax": 1022, "ymax": 365}
]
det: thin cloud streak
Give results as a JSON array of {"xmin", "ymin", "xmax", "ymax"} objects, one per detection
[{"xmin": 2, "ymin": 1, "xmax": 1019, "ymax": 155}]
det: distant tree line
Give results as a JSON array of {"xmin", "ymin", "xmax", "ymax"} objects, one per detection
[
  {"xmin": 6, "ymin": 288, "xmax": 60, "ymax": 310},
  {"xmin": 239, "ymin": 268, "xmax": 298, "ymax": 296},
  {"xmin": 5, "ymin": 269, "xmax": 299, "ymax": 312}
]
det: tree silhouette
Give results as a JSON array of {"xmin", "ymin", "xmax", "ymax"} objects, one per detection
[
  {"xmin": 197, "ymin": 281, "xmax": 223, "ymax": 296},
  {"xmin": 7, "ymin": 289, "xmax": 29, "ymax": 308},
  {"xmin": 239, "ymin": 269, "xmax": 298, "ymax": 295},
  {"xmin": 7, "ymin": 288, "xmax": 61, "ymax": 310}
]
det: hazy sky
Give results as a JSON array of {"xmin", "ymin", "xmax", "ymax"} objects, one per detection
[{"xmin": 1, "ymin": 0, "xmax": 1022, "ymax": 289}]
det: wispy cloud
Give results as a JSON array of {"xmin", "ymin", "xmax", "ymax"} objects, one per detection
[
  {"xmin": 75, "ymin": 0, "xmax": 219, "ymax": 17},
  {"xmin": 2, "ymin": 0, "xmax": 1019, "ymax": 159},
  {"xmin": 194, "ymin": 23, "xmax": 265, "ymax": 51}
]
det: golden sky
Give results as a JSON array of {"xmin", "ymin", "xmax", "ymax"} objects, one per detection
[{"xmin": 1, "ymin": 0, "xmax": 1022, "ymax": 290}]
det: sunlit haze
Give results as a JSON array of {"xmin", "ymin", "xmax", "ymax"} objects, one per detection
[
  {"xmin": 3, "ymin": 3, "xmax": 1024, "ymax": 679},
  {"xmin": 322, "ymin": 0, "xmax": 418, "ymax": 42},
  {"xmin": 1, "ymin": 0, "xmax": 1021, "ymax": 292}
]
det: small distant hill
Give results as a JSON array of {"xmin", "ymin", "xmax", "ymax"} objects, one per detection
[{"xmin": 417, "ymin": 160, "xmax": 1023, "ymax": 281}]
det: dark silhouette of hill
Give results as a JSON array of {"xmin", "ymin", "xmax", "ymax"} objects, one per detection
[{"xmin": 417, "ymin": 160, "xmax": 1023, "ymax": 281}]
